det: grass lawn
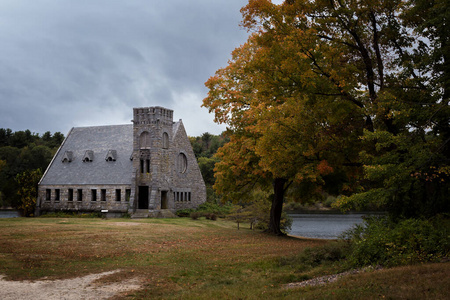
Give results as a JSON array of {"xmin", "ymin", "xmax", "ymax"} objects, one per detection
[{"xmin": 0, "ymin": 217, "xmax": 448, "ymax": 299}]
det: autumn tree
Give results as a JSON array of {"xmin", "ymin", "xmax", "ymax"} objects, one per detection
[{"xmin": 203, "ymin": 0, "xmax": 449, "ymax": 233}]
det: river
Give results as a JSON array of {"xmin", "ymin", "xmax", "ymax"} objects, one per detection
[
  {"xmin": 287, "ymin": 213, "xmax": 366, "ymax": 239},
  {"xmin": 0, "ymin": 210, "xmax": 20, "ymax": 218}
]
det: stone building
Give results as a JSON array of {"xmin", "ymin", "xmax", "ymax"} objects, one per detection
[{"xmin": 37, "ymin": 106, "xmax": 206, "ymax": 217}]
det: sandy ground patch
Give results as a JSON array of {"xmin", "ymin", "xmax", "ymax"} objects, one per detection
[{"xmin": 0, "ymin": 270, "xmax": 143, "ymax": 300}]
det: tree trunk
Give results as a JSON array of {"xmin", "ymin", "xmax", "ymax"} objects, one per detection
[{"xmin": 268, "ymin": 177, "xmax": 287, "ymax": 235}]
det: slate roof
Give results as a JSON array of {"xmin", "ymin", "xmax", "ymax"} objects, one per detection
[{"xmin": 40, "ymin": 124, "xmax": 133, "ymax": 185}]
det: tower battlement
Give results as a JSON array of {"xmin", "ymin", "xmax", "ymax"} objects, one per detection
[{"xmin": 133, "ymin": 106, "xmax": 173, "ymax": 126}]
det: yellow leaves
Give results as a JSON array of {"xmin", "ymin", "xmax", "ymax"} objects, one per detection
[{"xmin": 410, "ymin": 166, "xmax": 450, "ymax": 182}]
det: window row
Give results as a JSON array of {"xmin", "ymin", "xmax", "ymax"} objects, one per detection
[
  {"xmin": 174, "ymin": 191, "xmax": 191, "ymax": 202},
  {"xmin": 45, "ymin": 188, "xmax": 131, "ymax": 202}
]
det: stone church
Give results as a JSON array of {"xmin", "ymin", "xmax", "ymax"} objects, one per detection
[{"xmin": 37, "ymin": 106, "xmax": 206, "ymax": 217}]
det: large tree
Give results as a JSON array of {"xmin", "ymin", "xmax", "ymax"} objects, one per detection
[{"xmin": 204, "ymin": 0, "xmax": 449, "ymax": 233}]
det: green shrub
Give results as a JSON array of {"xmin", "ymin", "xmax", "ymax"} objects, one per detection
[
  {"xmin": 196, "ymin": 202, "xmax": 232, "ymax": 217},
  {"xmin": 204, "ymin": 213, "xmax": 217, "ymax": 220},
  {"xmin": 301, "ymin": 242, "xmax": 348, "ymax": 266},
  {"xmin": 324, "ymin": 195, "xmax": 337, "ymax": 208},
  {"xmin": 344, "ymin": 215, "xmax": 450, "ymax": 267},
  {"xmin": 278, "ymin": 240, "xmax": 349, "ymax": 271},
  {"xmin": 283, "ymin": 202, "xmax": 305, "ymax": 211},
  {"xmin": 40, "ymin": 211, "xmax": 101, "ymax": 218},
  {"xmin": 176, "ymin": 208, "xmax": 195, "ymax": 217},
  {"xmin": 190, "ymin": 212, "xmax": 201, "ymax": 220}
]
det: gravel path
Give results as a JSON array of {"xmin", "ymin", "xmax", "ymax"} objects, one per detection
[
  {"xmin": 283, "ymin": 267, "xmax": 380, "ymax": 289},
  {"xmin": 0, "ymin": 270, "xmax": 143, "ymax": 300}
]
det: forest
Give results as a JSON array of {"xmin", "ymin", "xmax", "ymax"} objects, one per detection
[{"xmin": 0, "ymin": 128, "xmax": 64, "ymax": 209}]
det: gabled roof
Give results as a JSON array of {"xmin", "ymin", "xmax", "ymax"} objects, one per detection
[
  {"xmin": 40, "ymin": 124, "xmax": 133, "ymax": 185},
  {"xmin": 172, "ymin": 120, "xmax": 182, "ymax": 139}
]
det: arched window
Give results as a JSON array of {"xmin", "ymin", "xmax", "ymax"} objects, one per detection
[
  {"xmin": 162, "ymin": 132, "xmax": 169, "ymax": 149},
  {"xmin": 178, "ymin": 153, "xmax": 187, "ymax": 173},
  {"xmin": 139, "ymin": 131, "xmax": 151, "ymax": 149}
]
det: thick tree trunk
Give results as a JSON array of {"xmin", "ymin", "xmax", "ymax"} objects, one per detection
[{"xmin": 268, "ymin": 177, "xmax": 287, "ymax": 235}]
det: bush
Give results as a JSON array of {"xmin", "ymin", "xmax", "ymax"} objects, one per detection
[
  {"xmin": 324, "ymin": 195, "xmax": 337, "ymax": 208},
  {"xmin": 190, "ymin": 212, "xmax": 202, "ymax": 220},
  {"xmin": 343, "ymin": 215, "xmax": 450, "ymax": 267},
  {"xmin": 176, "ymin": 208, "xmax": 195, "ymax": 217},
  {"xmin": 40, "ymin": 211, "xmax": 101, "ymax": 218},
  {"xmin": 204, "ymin": 213, "xmax": 217, "ymax": 220},
  {"xmin": 299, "ymin": 241, "xmax": 349, "ymax": 267},
  {"xmin": 278, "ymin": 240, "xmax": 349, "ymax": 274},
  {"xmin": 196, "ymin": 202, "xmax": 232, "ymax": 217}
]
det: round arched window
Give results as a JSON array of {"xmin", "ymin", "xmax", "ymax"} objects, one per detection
[
  {"xmin": 178, "ymin": 153, "xmax": 187, "ymax": 173},
  {"xmin": 139, "ymin": 131, "xmax": 151, "ymax": 149},
  {"xmin": 162, "ymin": 132, "xmax": 169, "ymax": 149}
]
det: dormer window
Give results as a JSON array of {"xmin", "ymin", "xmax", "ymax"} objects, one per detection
[
  {"xmin": 62, "ymin": 151, "xmax": 73, "ymax": 163},
  {"xmin": 105, "ymin": 150, "xmax": 117, "ymax": 161},
  {"xmin": 82, "ymin": 150, "xmax": 94, "ymax": 162}
]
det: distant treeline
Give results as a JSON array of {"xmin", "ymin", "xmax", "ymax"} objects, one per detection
[
  {"xmin": 0, "ymin": 128, "xmax": 64, "ymax": 208},
  {"xmin": 189, "ymin": 132, "xmax": 229, "ymax": 202}
]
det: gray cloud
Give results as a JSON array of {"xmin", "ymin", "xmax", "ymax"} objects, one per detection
[{"xmin": 0, "ymin": 0, "xmax": 249, "ymax": 136}]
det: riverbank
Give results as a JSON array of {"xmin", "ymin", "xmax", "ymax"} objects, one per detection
[{"xmin": 286, "ymin": 208, "xmax": 386, "ymax": 215}]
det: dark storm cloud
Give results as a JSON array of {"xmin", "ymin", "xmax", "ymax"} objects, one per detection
[{"xmin": 0, "ymin": 0, "xmax": 250, "ymax": 136}]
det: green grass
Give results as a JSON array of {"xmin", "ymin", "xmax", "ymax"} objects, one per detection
[{"xmin": 0, "ymin": 217, "xmax": 448, "ymax": 299}]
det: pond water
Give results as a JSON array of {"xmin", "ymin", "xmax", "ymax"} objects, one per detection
[
  {"xmin": 287, "ymin": 213, "xmax": 366, "ymax": 239},
  {"xmin": 0, "ymin": 210, "xmax": 20, "ymax": 218}
]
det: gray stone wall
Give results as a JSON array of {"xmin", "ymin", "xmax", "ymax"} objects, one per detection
[
  {"xmin": 37, "ymin": 184, "xmax": 132, "ymax": 214},
  {"xmin": 171, "ymin": 121, "xmax": 207, "ymax": 208}
]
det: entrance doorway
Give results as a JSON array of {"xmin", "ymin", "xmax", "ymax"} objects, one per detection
[
  {"xmin": 138, "ymin": 186, "xmax": 149, "ymax": 209},
  {"xmin": 161, "ymin": 191, "xmax": 168, "ymax": 209}
]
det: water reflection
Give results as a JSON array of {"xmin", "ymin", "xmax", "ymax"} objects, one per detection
[
  {"xmin": 0, "ymin": 210, "xmax": 20, "ymax": 218},
  {"xmin": 287, "ymin": 213, "xmax": 365, "ymax": 239}
]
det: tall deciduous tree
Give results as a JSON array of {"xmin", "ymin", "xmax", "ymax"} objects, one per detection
[{"xmin": 204, "ymin": 0, "xmax": 449, "ymax": 233}]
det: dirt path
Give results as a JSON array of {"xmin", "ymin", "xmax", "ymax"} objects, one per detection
[{"xmin": 0, "ymin": 270, "xmax": 143, "ymax": 300}]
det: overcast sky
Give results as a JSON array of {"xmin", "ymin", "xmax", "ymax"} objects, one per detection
[{"xmin": 0, "ymin": 0, "xmax": 254, "ymax": 136}]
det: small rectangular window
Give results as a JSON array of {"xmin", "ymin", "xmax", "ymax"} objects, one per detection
[
  {"xmin": 77, "ymin": 189, "xmax": 83, "ymax": 202},
  {"xmin": 55, "ymin": 189, "xmax": 60, "ymax": 202},
  {"xmin": 116, "ymin": 189, "xmax": 121, "ymax": 202},
  {"xmin": 91, "ymin": 189, "xmax": 97, "ymax": 201},
  {"xmin": 140, "ymin": 159, "xmax": 145, "ymax": 173},
  {"xmin": 125, "ymin": 189, "xmax": 131, "ymax": 202},
  {"xmin": 68, "ymin": 189, "xmax": 73, "ymax": 201},
  {"xmin": 146, "ymin": 159, "xmax": 150, "ymax": 173},
  {"xmin": 45, "ymin": 189, "xmax": 51, "ymax": 201},
  {"xmin": 101, "ymin": 189, "xmax": 106, "ymax": 202},
  {"xmin": 188, "ymin": 192, "xmax": 191, "ymax": 202}
]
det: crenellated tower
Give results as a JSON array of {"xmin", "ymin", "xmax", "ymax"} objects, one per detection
[{"xmin": 131, "ymin": 106, "xmax": 174, "ymax": 211}]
